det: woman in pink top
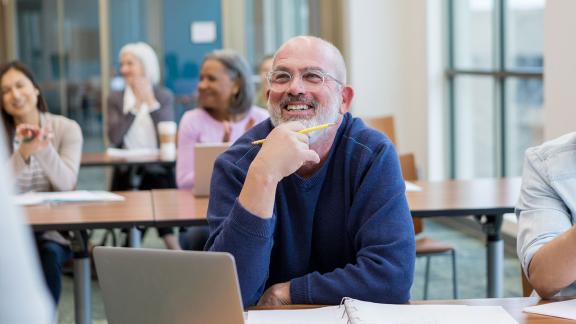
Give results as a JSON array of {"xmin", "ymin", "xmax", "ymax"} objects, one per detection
[
  {"xmin": 177, "ymin": 50, "xmax": 268, "ymax": 250},
  {"xmin": 176, "ymin": 50, "xmax": 268, "ymax": 189}
]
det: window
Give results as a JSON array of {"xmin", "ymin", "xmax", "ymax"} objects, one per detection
[
  {"xmin": 447, "ymin": 0, "xmax": 544, "ymax": 178},
  {"xmin": 245, "ymin": 0, "xmax": 310, "ymax": 67}
]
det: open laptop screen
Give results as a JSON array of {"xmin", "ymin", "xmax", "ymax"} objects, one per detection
[
  {"xmin": 94, "ymin": 247, "xmax": 245, "ymax": 324},
  {"xmin": 193, "ymin": 143, "xmax": 231, "ymax": 197}
]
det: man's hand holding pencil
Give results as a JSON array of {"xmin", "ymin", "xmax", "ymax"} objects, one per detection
[
  {"xmin": 251, "ymin": 122, "xmax": 336, "ymax": 145},
  {"xmin": 238, "ymin": 121, "xmax": 325, "ymax": 218}
]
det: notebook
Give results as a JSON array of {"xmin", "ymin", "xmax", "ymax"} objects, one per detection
[
  {"xmin": 246, "ymin": 298, "xmax": 518, "ymax": 324},
  {"xmin": 14, "ymin": 190, "xmax": 125, "ymax": 206},
  {"xmin": 339, "ymin": 298, "xmax": 518, "ymax": 324},
  {"xmin": 94, "ymin": 247, "xmax": 245, "ymax": 324},
  {"xmin": 193, "ymin": 142, "xmax": 231, "ymax": 197}
]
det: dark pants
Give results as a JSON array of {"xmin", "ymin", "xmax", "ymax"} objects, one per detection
[
  {"xmin": 179, "ymin": 226, "xmax": 210, "ymax": 251},
  {"xmin": 37, "ymin": 240, "xmax": 72, "ymax": 303},
  {"xmin": 111, "ymin": 165, "xmax": 176, "ymax": 238}
]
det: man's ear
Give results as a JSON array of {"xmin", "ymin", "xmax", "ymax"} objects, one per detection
[{"xmin": 339, "ymin": 86, "xmax": 354, "ymax": 113}]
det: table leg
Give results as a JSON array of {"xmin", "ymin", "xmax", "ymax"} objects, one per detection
[
  {"xmin": 129, "ymin": 227, "xmax": 141, "ymax": 247},
  {"xmin": 71, "ymin": 230, "xmax": 92, "ymax": 324},
  {"xmin": 477, "ymin": 214, "xmax": 504, "ymax": 298}
]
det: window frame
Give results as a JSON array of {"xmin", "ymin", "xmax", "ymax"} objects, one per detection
[{"xmin": 446, "ymin": 0, "xmax": 544, "ymax": 178}]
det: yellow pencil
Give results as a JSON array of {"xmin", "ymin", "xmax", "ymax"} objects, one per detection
[{"xmin": 252, "ymin": 122, "xmax": 337, "ymax": 145}]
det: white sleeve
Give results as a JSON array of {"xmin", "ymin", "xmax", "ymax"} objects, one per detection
[
  {"xmin": 0, "ymin": 134, "xmax": 54, "ymax": 323},
  {"xmin": 516, "ymin": 150, "xmax": 573, "ymax": 276}
]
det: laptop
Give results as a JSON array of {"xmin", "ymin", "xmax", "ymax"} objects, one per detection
[
  {"xmin": 193, "ymin": 143, "xmax": 231, "ymax": 197},
  {"xmin": 94, "ymin": 247, "xmax": 245, "ymax": 324}
]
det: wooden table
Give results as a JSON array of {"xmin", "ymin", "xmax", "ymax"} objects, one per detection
[
  {"xmin": 407, "ymin": 178, "xmax": 519, "ymax": 217},
  {"xmin": 27, "ymin": 191, "xmax": 155, "ymax": 231},
  {"xmin": 258, "ymin": 297, "xmax": 573, "ymax": 323},
  {"xmin": 407, "ymin": 177, "xmax": 521, "ymax": 298},
  {"xmin": 150, "ymin": 178, "xmax": 521, "ymax": 299},
  {"xmin": 25, "ymin": 191, "xmax": 155, "ymax": 324},
  {"xmin": 151, "ymin": 189, "xmax": 209, "ymax": 226},
  {"xmin": 81, "ymin": 152, "xmax": 175, "ymax": 167}
]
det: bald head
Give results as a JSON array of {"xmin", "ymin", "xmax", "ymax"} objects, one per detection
[
  {"xmin": 274, "ymin": 36, "xmax": 347, "ymax": 84},
  {"xmin": 267, "ymin": 35, "xmax": 355, "ymax": 131}
]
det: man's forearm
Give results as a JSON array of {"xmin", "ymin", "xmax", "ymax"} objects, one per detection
[{"xmin": 238, "ymin": 163, "xmax": 279, "ymax": 219}]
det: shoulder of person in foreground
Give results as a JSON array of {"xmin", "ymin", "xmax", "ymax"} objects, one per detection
[
  {"xmin": 0, "ymin": 130, "xmax": 54, "ymax": 323},
  {"xmin": 524, "ymin": 131, "xmax": 576, "ymax": 165},
  {"xmin": 517, "ymin": 131, "xmax": 576, "ymax": 206}
]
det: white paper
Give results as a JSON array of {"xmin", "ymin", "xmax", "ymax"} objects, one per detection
[
  {"xmin": 191, "ymin": 21, "xmax": 216, "ymax": 43},
  {"xmin": 524, "ymin": 299, "xmax": 576, "ymax": 320},
  {"xmin": 341, "ymin": 299, "xmax": 517, "ymax": 324},
  {"xmin": 14, "ymin": 191, "xmax": 125, "ymax": 206},
  {"xmin": 246, "ymin": 302, "xmax": 517, "ymax": 324},
  {"xmin": 106, "ymin": 147, "xmax": 159, "ymax": 157},
  {"xmin": 246, "ymin": 306, "xmax": 344, "ymax": 324},
  {"xmin": 405, "ymin": 181, "xmax": 422, "ymax": 192}
]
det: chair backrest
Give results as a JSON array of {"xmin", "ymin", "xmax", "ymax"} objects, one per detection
[
  {"xmin": 363, "ymin": 116, "xmax": 397, "ymax": 146},
  {"xmin": 399, "ymin": 153, "xmax": 423, "ymax": 235},
  {"xmin": 399, "ymin": 153, "xmax": 417, "ymax": 182},
  {"xmin": 521, "ymin": 267, "xmax": 534, "ymax": 297}
]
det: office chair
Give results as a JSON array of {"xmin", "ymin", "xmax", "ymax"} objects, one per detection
[
  {"xmin": 400, "ymin": 153, "xmax": 458, "ymax": 299},
  {"xmin": 363, "ymin": 116, "xmax": 397, "ymax": 146},
  {"xmin": 362, "ymin": 116, "xmax": 458, "ymax": 299}
]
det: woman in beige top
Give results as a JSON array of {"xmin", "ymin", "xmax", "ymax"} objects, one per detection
[{"xmin": 0, "ymin": 61, "xmax": 82, "ymax": 305}]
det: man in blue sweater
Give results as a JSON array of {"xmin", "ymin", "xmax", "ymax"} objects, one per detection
[{"xmin": 205, "ymin": 36, "xmax": 415, "ymax": 307}]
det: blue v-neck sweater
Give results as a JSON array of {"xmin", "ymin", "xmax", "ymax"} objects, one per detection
[{"xmin": 206, "ymin": 113, "xmax": 415, "ymax": 307}]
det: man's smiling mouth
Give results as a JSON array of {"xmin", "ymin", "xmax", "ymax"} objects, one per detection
[{"xmin": 286, "ymin": 104, "xmax": 311, "ymax": 111}]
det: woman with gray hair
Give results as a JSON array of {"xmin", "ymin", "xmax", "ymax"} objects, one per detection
[
  {"xmin": 176, "ymin": 49, "xmax": 268, "ymax": 189},
  {"xmin": 107, "ymin": 42, "xmax": 180, "ymax": 249},
  {"xmin": 176, "ymin": 50, "xmax": 268, "ymax": 250}
]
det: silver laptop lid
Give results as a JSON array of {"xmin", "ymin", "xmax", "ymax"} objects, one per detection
[
  {"xmin": 94, "ymin": 247, "xmax": 245, "ymax": 324},
  {"xmin": 193, "ymin": 143, "xmax": 230, "ymax": 197}
]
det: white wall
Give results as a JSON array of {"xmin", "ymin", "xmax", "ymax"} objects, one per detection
[
  {"xmin": 544, "ymin": 0, "xmax": 576, "ymax": 140},
  {"xmin": 345, "ymin": 0, "xmax": 446, "ymax": 179}
]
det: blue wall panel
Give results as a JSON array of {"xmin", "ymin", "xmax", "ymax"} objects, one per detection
[{"xmin": 163, "ymin": 0, "xmax": 222, "ymax": 120}]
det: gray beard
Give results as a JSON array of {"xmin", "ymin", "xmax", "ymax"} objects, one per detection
[
  {"xmin": 268, "ymin": 103, "xmax": 340, "ymax": 144},
  {"xmin": 270, "ymin": 107, "xmax": 340, "ymax": 144}
]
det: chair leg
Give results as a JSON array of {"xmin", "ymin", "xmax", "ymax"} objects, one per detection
[
  {"xmin": 98, "ymin": 229, "xmax": 118, "ymax": 246},
  {"xmin": 424, "ymin": 256, "xmax": 431, "ymax": 300},
  {"xmin": 111, "ymin": 229, "xmax": 117, "ymax": 246},
  {"xmin": 451, "ymin": 250, "xmax": 458, "ymax": 299}
]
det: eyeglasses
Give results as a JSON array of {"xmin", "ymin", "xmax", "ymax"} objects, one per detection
[{"xmin": 267, "ymin": 70, "xmax": 343, "ymax": 92}]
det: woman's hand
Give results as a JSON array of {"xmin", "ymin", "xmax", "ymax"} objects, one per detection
[
  {"xmin": 16, "ymin": 124, "xmax": 52, "ymax": 162},
  {"xmin": 130, "ymin": 76, "xmax": 157, "ymax": 110}
]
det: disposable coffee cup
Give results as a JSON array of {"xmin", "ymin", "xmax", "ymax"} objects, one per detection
[{"xmin": 158, "ymin": 121, "xmax": 177, "ymax": 160}]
